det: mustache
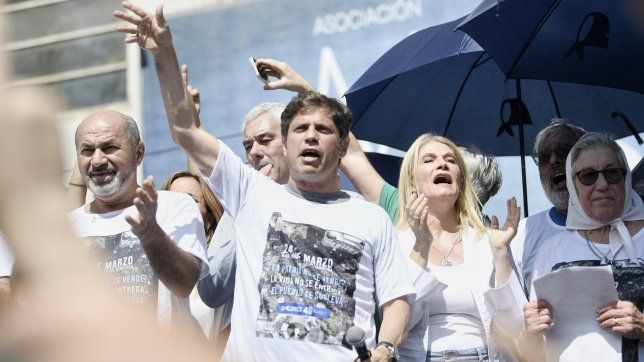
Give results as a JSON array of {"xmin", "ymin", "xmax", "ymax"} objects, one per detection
[{"xmin": 88, "ymin": 165, "xmax": 117, "ymax": 176}]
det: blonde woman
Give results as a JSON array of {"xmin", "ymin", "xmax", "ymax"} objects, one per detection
[{"xmin": 395, "ymin": 134, "xmax": 525, "ymax": 361}]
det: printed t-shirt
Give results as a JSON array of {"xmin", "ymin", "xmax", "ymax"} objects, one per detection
[
  {"xmin": 69, "ymin": 190, "xmax": 208, "ymax": 327},
  {"xmin": 208, "ymin": 142, "xmax": 415, "ymax": 361}
]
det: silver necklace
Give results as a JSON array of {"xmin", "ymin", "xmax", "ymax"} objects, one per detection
[
  {"xmin": 432, "ymin": 237, "xmax": 462, "ymax": 267},
  {"xmin": 583, "ymin": 230, "xmax": 618, "ymax": 265}
]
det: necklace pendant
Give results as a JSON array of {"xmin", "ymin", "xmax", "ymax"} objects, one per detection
[
  {"xmin": 601, "ymin": 256, "xmax": 610, "ymax": 265},
  {"xmin": 441, "ymin": 258, "xmax": 453, "ymax": 267}
]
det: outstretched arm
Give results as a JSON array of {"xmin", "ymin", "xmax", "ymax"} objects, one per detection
[
  {"xmin": 114, "ymin": 2, "xmax": 219, "ymax": 176},
  {"xmin": 340, "ymin": 132, "xmax": 386, "ymax": 204},
  {"xmin": 180, "ymin": 63, "xmax": 208, "ymax": 175},
  {"xmin": 254, "ymin": 58, "xmax": 315, "ymax": 94},
  {"xmin": 255, "ymin": 60, "xmax": 386, "ymax": 204}
]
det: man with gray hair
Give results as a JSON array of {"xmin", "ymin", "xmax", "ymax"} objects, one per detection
[
  {"xmin": 70, "ymin": 110, "xmax": 208, "ymax": 327},
  {"xmin": 510, "ymin": 119, "xmax": 586, "ymax": 293}
]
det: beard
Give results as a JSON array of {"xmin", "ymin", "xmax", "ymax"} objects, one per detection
[
  {"xmin": 87, "ymin": 165, "xmax": 134, "ymax": 198},
  {"xmin": 540, "ymin": 173, "xmax": 569, "ymax": 211}
]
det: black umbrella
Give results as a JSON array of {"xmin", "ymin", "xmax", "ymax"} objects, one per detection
[
  {"xmin": 457, "ymin": 0, "xmax": 644, "ymax": 95},
  {"xmin": 346, "ymin": 17, "xmax": 644, "ymax": 216}
]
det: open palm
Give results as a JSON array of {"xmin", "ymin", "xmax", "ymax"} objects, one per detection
[
  {"xmin": 114, "ymin": 2, "xmax": 172, "ymax": 54},
  {"xmin": 489, "ymin": 197, "xmax": 520, "ymax": 250}
]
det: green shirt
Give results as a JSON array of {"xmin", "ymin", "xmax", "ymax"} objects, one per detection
[{"xmin": 378, "ymin": 182, "xmax": 399, "ymax": 223}]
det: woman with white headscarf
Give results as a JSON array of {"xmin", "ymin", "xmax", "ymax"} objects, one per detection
[{"xmin": 523, "ymin": 133, "xmax": 644, "ymax": 361}]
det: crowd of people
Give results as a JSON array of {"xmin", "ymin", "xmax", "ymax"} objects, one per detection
[{"xmin": 0, "ymin": 1, "xmax": 643, "ymax": 361}]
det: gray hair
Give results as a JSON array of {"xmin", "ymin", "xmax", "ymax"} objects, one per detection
[
  {"xmin": 241, "ymin": 103, "xmax": 285, "ymax": 133},
  {"xmin": 459, "ymin": 146, "xmax": 502, "ymax": 206},
  {"xmin": 533, "ymin": 118, "xmax": 586, "ymax": 155},
  {"xmin": 570, "ymin": 133, "xmax": 627, "ymax": 171},
  {"xmin": 122, "ymin": 114, "xmax": 141, "ymax": 149}
]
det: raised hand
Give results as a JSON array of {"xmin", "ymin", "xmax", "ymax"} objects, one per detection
[
  {"xmin": 114, "ymin": 2, "xmax": 172, "ymax": 55},
  {"xmin": 524, "ymin": 300, "xmax": 554, "ymax": 336},
  {"xmin": 126, "ymin": 176, "xmax": 160, "ymax": 237},
  {"xmin": 406, "ymin": 192, "xmax": 431, "ymax": 246},
  {"xmin": 181, "ymin": 64, "xmax": 201, "ymax": 116},
  {"xmin": 255, "ymin": 58, "xmax": 315, "ymax": 94},
  {"xmin": 596, "ymin": 300, "xmax": 644, "ymax": 340},
  {"xmin": 488, "ymin": 197, "xmax": 520, "ymax": 251}
]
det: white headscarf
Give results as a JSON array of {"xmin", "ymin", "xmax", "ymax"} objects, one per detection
[{"xmin": 565, "ymin": 133, "xmax": 644, "ymax": 263}]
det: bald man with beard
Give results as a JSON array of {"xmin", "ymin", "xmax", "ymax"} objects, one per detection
[{"xmin": 70, "ymin": 110, "xmax": 208, "ymax": 328}]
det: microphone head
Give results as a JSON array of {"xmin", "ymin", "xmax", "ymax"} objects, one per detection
[{"xmin": 346, "ymin": 326, "xmax": 366, "ymax": 346}]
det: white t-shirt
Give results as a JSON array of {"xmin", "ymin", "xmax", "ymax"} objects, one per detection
[
  {"xmin": 532, "ymin": 228, "xmax": 644, "ymax": 361},
  {"xmin": 207, "ymin": 142, "xmax": 415, "ymax": 361},
  {"xmin": 0, "ymin": 232, "xmax": 13, "ymax": 277},
  {"xmin": 194, "ymin": 213, "xmax": 237, "ymax": 340},
  {"xmin": 427, "ymin": 263, "xmax": 487, "ymax": 351},
  {"xmin": 511, "ymin": 208, "xmax": 566, "ymax": 294},
  {"xmin": 69, "ymin": 190, "xmax": 208, "ymax": 327}
]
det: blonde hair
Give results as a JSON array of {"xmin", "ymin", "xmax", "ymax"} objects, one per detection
[{"xmin": 395, "ymin": 133, "xmax": 486, "ymax": 233}]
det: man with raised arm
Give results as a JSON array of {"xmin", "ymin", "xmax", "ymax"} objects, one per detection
[
  {"xmin": 115, "ymin": 3, "xmax": 414, "ymax": 361},
  {"xmin": 70, "ymin": 109, "xmax": 208, "ymax": 327}
]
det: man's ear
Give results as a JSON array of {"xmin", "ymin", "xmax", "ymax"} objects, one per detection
[
  {"xmin": 339, "ymin": 136, "xmax": 349, "ymax": 158},
  {"xmin": 135, "ymin": 141, "xmax": 145, "ymax": 166}
]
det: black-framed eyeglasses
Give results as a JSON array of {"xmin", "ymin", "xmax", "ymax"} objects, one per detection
[
  {"xmin": 575, "ymin": 167, "xmax": 627, "ymax": 186},
  {"xmin": 532, "ymin": 144, "xmax": 574, "ymax": 166}
]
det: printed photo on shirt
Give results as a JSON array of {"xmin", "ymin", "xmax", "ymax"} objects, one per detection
[
  {"xmin": 82, "ymin": 232, "xmax": 158, "ymax": 310},
  {"xmin": 256, "ymin": 212, "xmax": 365, "ymax": 346}
]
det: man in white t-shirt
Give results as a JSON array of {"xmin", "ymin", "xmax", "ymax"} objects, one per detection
[
  {"xmin": 70, "ymin": 110, "xmax": 208, "ymax": 327},
  {"xmin": 196, "ymin": 64, "xmax": 316, "ymax": 341},
  {"xmin": 197, "ymin": 103, "xmax": 293, "ymax": 347},
  {"xmin": 0, "ymin": 232, "xmax": 13, "ymax": 302},
  {"xmin": 116, "ymin": 4, "xmax": 415, "ymax": 360},
  {"xmin": 510, "ymin": 119, "xmax": 586, "ymax": 294}
]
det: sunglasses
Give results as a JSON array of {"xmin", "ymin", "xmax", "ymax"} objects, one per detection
[
  {"xmin": 575, "ymin": 167, "xmax": 626, "ymax": 186},
  {"xmin": 532, "ymin": 144, "xmax": 574, "ymax": 166}
]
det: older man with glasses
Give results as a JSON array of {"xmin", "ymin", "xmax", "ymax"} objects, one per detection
[{"xmin": 510, "ymin": 119, "xmax": 586, "ymax": 295}]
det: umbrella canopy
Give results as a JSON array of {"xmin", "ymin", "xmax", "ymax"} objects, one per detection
[
  {"xmin": 457, "ymin": 0, "xmax": 644, "ymax": 94},
  {"xmin": 345, "ymin": 17, "xmax": 644, "ymax": 214}
]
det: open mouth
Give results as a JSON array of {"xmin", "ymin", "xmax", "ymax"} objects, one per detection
[
  {"xmin": 300, "ymin": 149, "xmax": 320, "ymax": 161},
  {"xmin": 433, "ymin": 173, "xmax": 453, "ymax": 184},
  {"xmin": 552, "ymin": 171, "xmax": 566, "ymax": 185}
]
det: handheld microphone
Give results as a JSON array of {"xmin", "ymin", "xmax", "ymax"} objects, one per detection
[{"xmin": 346, "ymin": 326, "xmax": 371, "ymax": 361}]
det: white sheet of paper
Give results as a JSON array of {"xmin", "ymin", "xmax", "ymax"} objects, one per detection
[{"xmin": 533, "ymin": 265, "xmax": 620, "ymax": 362}]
